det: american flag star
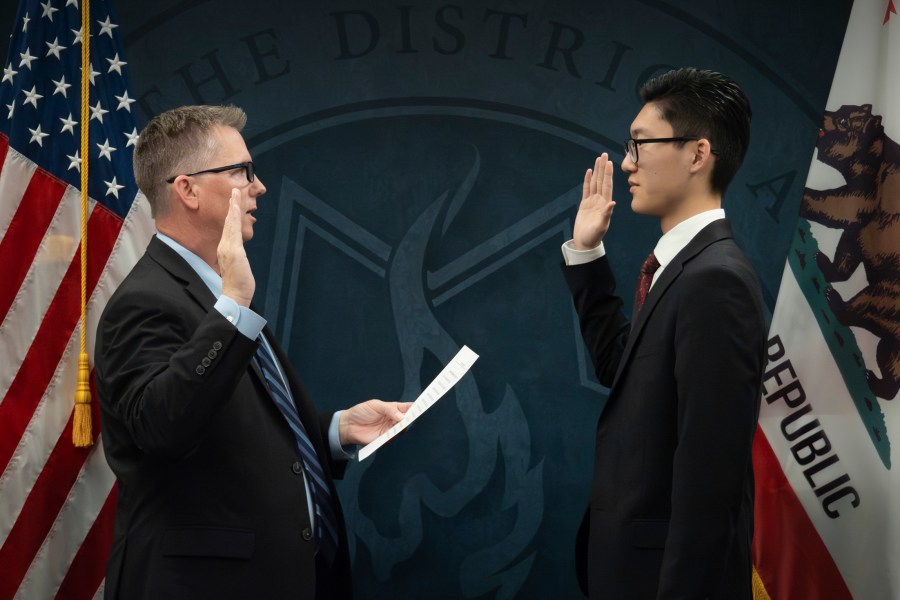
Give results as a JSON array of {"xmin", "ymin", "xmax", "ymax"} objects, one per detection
[
  {"xmin": 51, "ymin": 74, "xmax": 71, "ymax": 96},
  {"xmin": 45, "ymin": 36, "xmax": 66, "ymax": 59},
  {"xmin": 0, "ymin": 1, "xmax": 154, "ymax": 599}
]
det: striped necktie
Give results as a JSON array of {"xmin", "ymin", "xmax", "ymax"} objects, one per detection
[{"xmin": 255, "ymin": 339, "xmax": 339, "ymax": 564}]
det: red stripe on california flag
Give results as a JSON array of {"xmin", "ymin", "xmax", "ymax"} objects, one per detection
[
  {"xmin": 55, "ymin": 484, "xmax": 117, "ymax": 600},
  {"xmin": 0, "ymin": 205, "xmax": 121, "ymax": 475},
  {"xmin": 0, "ymin": 167, "xmax": 67, "ymax": 325},
  {"xmin": 752, "ymin": 428, "xmax": 852, "ymax": 599}
]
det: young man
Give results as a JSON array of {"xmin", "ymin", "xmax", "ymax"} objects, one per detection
[
  {"xmin": 95, "ymin": 105, "xmax": 409, "ymax": 599},
  {"xmin": 561, "ymin": 68, "xmax": 767, "ymax": 598}
]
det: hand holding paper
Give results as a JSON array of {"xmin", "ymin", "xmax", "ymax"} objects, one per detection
[{"xmin": 358, "ymin": 345, "xmax": 479, "ymax": 461}]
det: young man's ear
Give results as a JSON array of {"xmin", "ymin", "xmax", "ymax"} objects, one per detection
[{"xmin": 689, "ymin": 139, "xmax": 714, "ymax": 172}]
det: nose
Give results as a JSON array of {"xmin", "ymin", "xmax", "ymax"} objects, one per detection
[
  {"xmin": 252, "ymin": 175, "xmax": 266, "ymax": 196},
  {"xmin": 621, "ymin": 153, "xmax": 637, "ymax": 173}
]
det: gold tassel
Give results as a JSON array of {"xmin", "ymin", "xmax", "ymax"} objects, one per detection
[
  {"xmin": 72, "ymin": 0, "xmax": 92, "ymax": 449},
  {"xmin": 752, "ymin": 566, "xmax": 772, "ymax": 600},
  {"xmin": 73, "ymin": 353, "xmax": 94, "ymax": 448}
]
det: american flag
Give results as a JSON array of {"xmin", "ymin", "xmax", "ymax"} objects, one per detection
[{"xmin": 0, "ymin": 1, "xmax": 153, "ymax": 598}]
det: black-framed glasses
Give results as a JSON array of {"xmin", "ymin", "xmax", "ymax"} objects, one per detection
[
  {"xmin": 165, "ymin": 161, "xmax": 255, "ymax": 184},
  {"xmin": 623, "ymin": 137, "xmax": 700, "ymax": 164}
]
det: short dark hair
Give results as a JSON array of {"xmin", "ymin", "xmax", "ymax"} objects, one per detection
[{"xmin": 640, "ymin": 68, "xmax": 752, "ymax": 195}]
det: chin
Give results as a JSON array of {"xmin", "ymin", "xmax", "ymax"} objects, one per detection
[{"xmin": 630, "ymin": 198, "xmax": 660, "ymax": 217}]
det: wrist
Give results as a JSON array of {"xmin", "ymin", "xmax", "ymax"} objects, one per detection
[
  {"xmin": 338, "ymin": 411, "xmax": 348, "ymax": 445},
  {"xmin": 572, "ymin": 239, "xmax": 601, "ymax": 251},
  {"xmin": 221, "ymin": 287, "xmax": 252, "ymax": 307}
]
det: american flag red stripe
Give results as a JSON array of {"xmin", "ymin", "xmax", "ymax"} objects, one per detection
[
  {"xmin": 0, "ymin": 2, "xmax": 153, "ymax": 597},
  {"xmin": 0, "ymin": 136, "xmax": 9, "ymax": 200},
  {"xmin": 55, "ymin": 486, "xmax": 118, "ymax": 600},
  {"xmin": 0, "ymin": 189, "xmax": 151, "ymax": 599},
  {"xmin": 0, "ymin": 167, "xmax": 67, "ymax": 323},
  {"xmin": 0, "ymin": 210, "xmax": 119, "ymax": 590},
  {"xmin": 0, "ymin": 202, "xmax": 121, "ymax": 473},
  {"xmin": 0, "ymin": 401, "xmax": 101, "ymax": 599}
]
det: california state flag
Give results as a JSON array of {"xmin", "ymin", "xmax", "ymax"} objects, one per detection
[{"xmin": 752, "ymin": 1, "xmax": 900, "ymax": 598}]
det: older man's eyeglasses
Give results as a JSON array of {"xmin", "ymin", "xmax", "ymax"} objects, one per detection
[{"xmin": 166, "ymin": 161, "xmax": 255, "ymax": 184}]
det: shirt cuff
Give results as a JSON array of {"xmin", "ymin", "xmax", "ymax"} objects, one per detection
[
  {"xmin": 214, "ymin": 295, "xmax": 267, "ymax": 340},
  {"xmin": 561, "ymin": 240, "xmax": 606, "ymax": 265},
  {"xmin": 329, "ymin": 411, "xmax": 356, "ymax": 460}
]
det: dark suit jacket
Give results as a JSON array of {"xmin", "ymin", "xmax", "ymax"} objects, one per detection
[
  {"xmin": 95, "ymin": 236, "xmax": 352, "ymax": 600},
  {"xmin": 563, "ymin": 219, "xmax": 766, "ymax": 599}
]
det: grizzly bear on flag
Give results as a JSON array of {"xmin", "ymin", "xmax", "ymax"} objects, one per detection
[{"xmin": 800, "ymin": 103, "xmax": 900, "ymax": 401}]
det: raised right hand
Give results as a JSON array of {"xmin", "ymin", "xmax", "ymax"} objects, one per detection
[
  {"xmin": 573, "ymin": 154, "xmax": 616, "ymax": 250},
  {"xmin": 218, "ymin": 188, "xmax": 255, "ymax": 307}
]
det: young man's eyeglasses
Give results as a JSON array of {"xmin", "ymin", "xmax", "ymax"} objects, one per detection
[
  {"xmin": 623, "ymin": 137, "xmax": 703, "ymax": 164},
  {"xmin": 165, "ymin": 162, "xmax": 256, "ymax": 184}
]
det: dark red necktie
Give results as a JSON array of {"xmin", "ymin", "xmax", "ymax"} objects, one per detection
[{"xmin": 633, "ymin": 252, "xmax": 661, "ymax": 315}]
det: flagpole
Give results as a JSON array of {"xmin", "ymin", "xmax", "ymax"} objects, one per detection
[{"xmin": 74, "ymin": 0, "xmax": 93, "ymax": 448}]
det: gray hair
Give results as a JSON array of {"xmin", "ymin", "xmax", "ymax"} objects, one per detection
[{"xmin": 133, "ymin": 105, "xmax": 247, "ymax": 218}]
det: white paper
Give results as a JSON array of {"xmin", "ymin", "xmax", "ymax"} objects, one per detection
[{"xmin": 358, "ymin": 345, "xmax": 479, "ymax": 461}]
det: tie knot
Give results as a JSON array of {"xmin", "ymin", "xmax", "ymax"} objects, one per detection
[{"xmin": 641, "ymin": 252, "xmax": 660, "ymax": 276}]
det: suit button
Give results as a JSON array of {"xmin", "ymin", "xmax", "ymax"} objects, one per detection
[
  {"xmin": 201, "ymin": 357, "xmax": 211, "ymax": 367},
  {"xmin": 291, "ymin": 461, "xmax": 303, "ymax": 475},
  {"xmin": 302, "ymin": 527, "xmax": 313, "ymax": 541},
  {"xmin": 208, "ymin": 349, "xmax": 217, "ymax": 359},
  {"xmin": 213, "ymin": 341, "xmax": 223, "ymax": 351},
  {"xmin": 195, "ymin": 365, "xmax": 205, "ymax": 375}
]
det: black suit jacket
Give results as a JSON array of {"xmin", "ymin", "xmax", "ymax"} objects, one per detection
[
  {"xmin": 95, "ymin": 236, "xmax": 351, "ymax": 600},
  {"xmin": 563, "ymin": 220, "xmax": 766, "ymax": 599}
]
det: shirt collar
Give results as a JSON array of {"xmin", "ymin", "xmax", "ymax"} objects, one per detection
[
  {"xmin": 155, "ymin": 232, "xmax": 223, "ymax": 298},
  {"xmin": 653, "ymin": 208, "xmax": 725, "ymax": 267}
]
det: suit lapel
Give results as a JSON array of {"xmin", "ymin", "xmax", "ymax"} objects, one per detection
[
  {"xmin": 610, "ymin": 219, "xmax": 734, "ymax": 389},
  {"xmin": 147, "ymin": 236, "xmax": 324, "ymax": 452},
  {"xmin": 147, "ymin": 237, "xmax": 273, "ymax": 392},
  {"xmin": 146, "ymin": 236, "xmax": 218, "ymax": 312}
]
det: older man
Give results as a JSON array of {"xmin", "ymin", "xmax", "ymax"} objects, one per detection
[{"xmin": 96, "ymin": 105, "xmax": 408, "ymax": 600}]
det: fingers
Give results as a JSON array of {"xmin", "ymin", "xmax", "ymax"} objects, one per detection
[
  {"xmin": 219, "ymin": 188, "xmax": 240, "ymax": 252},
  {"xmin": 582, "ymin": 167, "xmax": 592, "ymax": 201},
  {"xmin": 218, "ymin": 188, "xmax": 254, "ymax": 305},
  {"xmin": 393, "ymin": 402, "xmax": 412, "ymax": 421},
  {"xmin": 223, "ymin": 188, "xmax": 241, "ymax": 239},
  {"xmin": 585, "ymin": 154, "xmax": 610, "ymax": 199},
  {"xmin": 600, "ymin": 155, "xmax": 614, "ymax": 202},
  {"xmin": 372, "ymin": 400, "xmax": 411, "ymax": 423},
  {"xmin": 590, "ymin": 155, "xmax": 602, "ymax": 197},
  {"xmin": 354, "ymin": 399, "xmax": 402, "ymax": 417}
]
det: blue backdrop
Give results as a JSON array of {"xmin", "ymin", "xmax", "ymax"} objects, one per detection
[{"xmin": 0, "ymin": 1, "xmax": 851, "ymax": 597}]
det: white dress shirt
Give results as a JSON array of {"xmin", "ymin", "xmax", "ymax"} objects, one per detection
[{"xmin": 561, "ymin": 209, "xmax": 726, "ymax": 291}]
